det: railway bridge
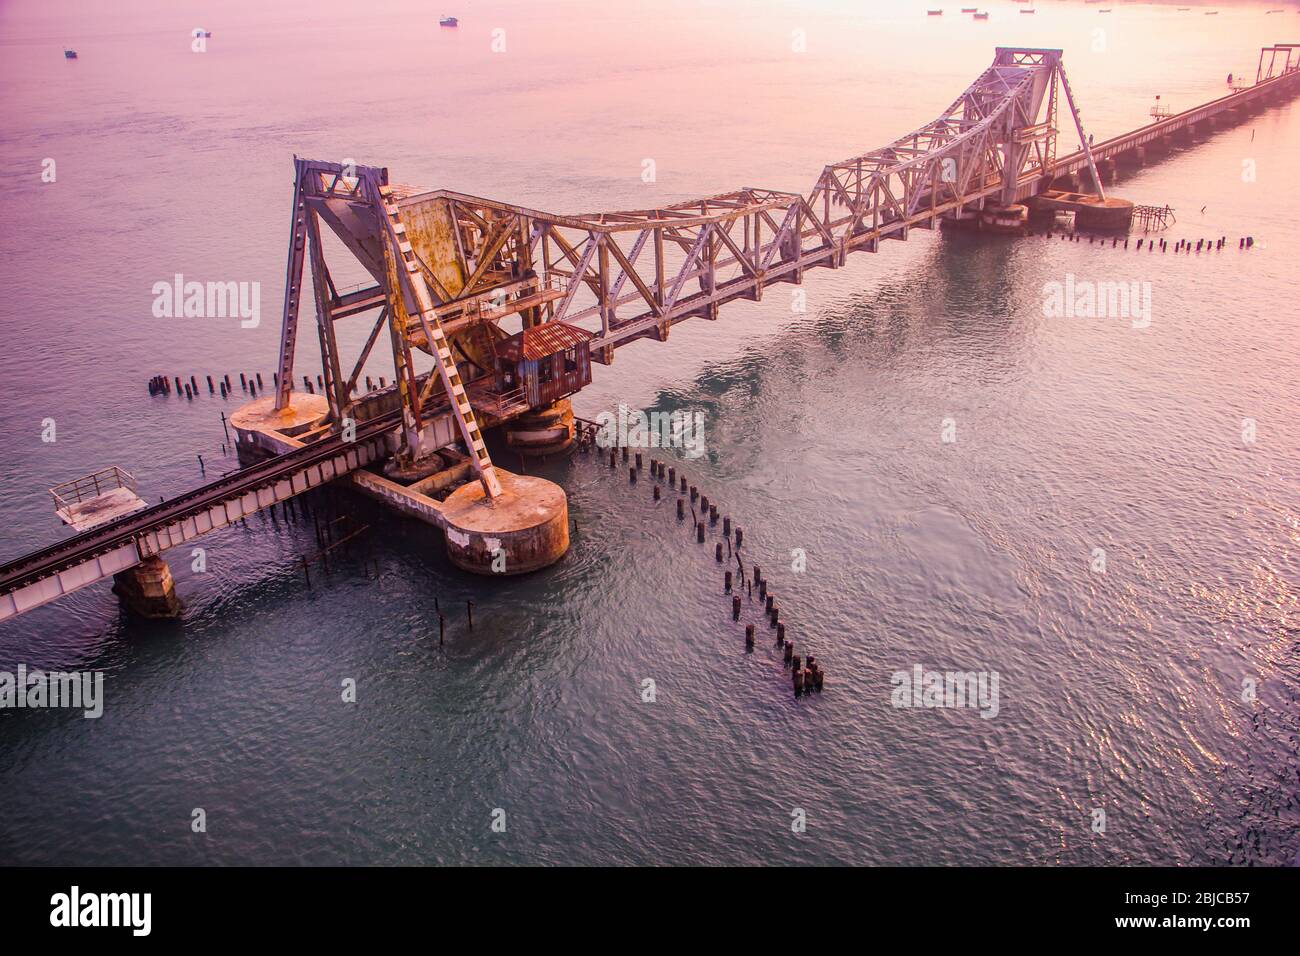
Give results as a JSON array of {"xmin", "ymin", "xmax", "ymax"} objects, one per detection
[{"xmin": 2, "ymin": 45, "xmax": 1298, "ymax": 623}]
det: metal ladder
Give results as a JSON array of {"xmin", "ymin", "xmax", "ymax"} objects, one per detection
[
  {"xmin": 273, "ymin": 168, "xmax": 309, "ymax": 410},
  {"xmin": 374, "ymin": 181, "xmax": 504, "ymax": 499}
]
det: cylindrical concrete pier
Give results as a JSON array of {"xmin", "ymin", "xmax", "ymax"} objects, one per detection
[
  {"xmin": 229, "ymin": 393, "xmax": 330, "ymax": 464},
  {"xmin": 504, "ymin": 398, "xmax": 576, "ymax": 457},
  {"xmin": 441, "ymin": 471, "xmax": 569, "ymax": 575}
]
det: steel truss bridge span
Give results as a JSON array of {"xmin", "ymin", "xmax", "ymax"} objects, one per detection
[
  {"xmin": 3, "ymin": 45, "xmax": 1298, "ymax": 623},
  {"xmin": 273, "ymin": 48, "xmax": 1096, "ymax": 495}
]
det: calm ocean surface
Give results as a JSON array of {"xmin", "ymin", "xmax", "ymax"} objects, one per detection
[{"xmin": 0, "ymin": 0, "xmax": 1296, "ymax": 865}]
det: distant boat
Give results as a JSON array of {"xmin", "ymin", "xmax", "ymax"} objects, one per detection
[
  {"xmin": 1204, "ymin": 10, "xmax": 1218, "ymax": 14},
  {"xmin": 439, "ymin": 15, "xmax": 458, "ymax": 27},
  {"xmin": 1020, "ymin": 7, "xmax": 1035, "ymax": 13},
  {"xmin": 63, "ymin": 48, "xmax": 77, "ymax": 59},
  {"xmin": 927, "ymin": 9, "xmax": 943, "ymax": 15},
  {"xmin": 973, "ymin": 11, "xmax": 989, "ymax": 19},
  {"xmin": 961, "ymin": 6, "xmax": 976, "ymax": 11},
  {"xmin": 1099, "ymin": 8, "xmax": 1111, "ymax": 12}
]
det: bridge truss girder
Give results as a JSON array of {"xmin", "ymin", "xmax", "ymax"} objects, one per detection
[{"xmin": 271, "ymin": 48, "xmax": 1105, "ymax": 455}]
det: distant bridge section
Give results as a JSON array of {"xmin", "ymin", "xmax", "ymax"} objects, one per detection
[{"xmin": 1051, "ymin": 44, "xmax": 1300, "ymax": 187}]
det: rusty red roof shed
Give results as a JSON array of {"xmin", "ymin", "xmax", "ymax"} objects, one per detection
[{"xmin": 498, "ymin": 322, "xmax": 595, "ymax": 361}]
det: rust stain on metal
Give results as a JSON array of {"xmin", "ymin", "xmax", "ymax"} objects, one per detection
[{"xmin": 501, "ymin": 322, "xmax": 594, "ymax": 361}]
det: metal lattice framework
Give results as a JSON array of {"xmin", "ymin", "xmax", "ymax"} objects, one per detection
[
  {"xmin": 1257, "ymin": 44, "xmax": 1299, "ymax": 84},
  {"xmin": 272, "ymin": 48, "xmax": 1105, "ymax": 489}
]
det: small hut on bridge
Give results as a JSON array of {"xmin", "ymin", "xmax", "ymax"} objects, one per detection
[{"xmin": 495, "ymin": 322, "xmax": 594, "ymax": 409}]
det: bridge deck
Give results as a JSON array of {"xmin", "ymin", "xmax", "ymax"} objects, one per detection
[
  {"xmin": 1052, "ymin": 65, "xmax": 1298, "ymax": 175},
  {"xmin": 0, "ymin": 415, "xmax": 397, "ymax": 621}
]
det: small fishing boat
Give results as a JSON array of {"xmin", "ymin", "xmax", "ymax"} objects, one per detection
[
  {"xmin": 63, "ymin": 48, "xmax": 77, "ymax": 59},
  {"xmin": 1020, "ymin": 7, "xmax": 1035, "ymax": 13},
  {"xmin": 1204, "ymin": 10, "xmax": 1218, "ymax": 14},
  {"xmin": 961, "ymin": 6, "xmax": 976, "ymax": 11},
  {"xmin": 1099, "ymin": 8, "xmax": 1111, "ymax": 12},
  {"xmin": 439, "ymin": 15, "xmax": 458, "ymax": 27},
  {"xmin": 927, "ymin": 9, "xmax": 943, "ymax": 15},
  {"xmin": 973, "ymin": 11, "xmax": 989, "ymax": 19}
]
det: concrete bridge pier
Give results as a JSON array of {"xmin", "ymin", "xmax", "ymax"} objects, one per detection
[
  {"xmin": 230, "ymin": 393, "xmax": 330, "ymax": 465},
  {"xmin": 1117, "ymin": 145, "xmax": 1146, "ymax": 168},
  {"xmin": 504, "ymin": 398, "xmax": 577, "ymax": 458},
  {"xmin": 112, "ymin": 556, "xmax": 182, "ymax": 619},
  {"xmin": 441, "ymin": 471, "xmax": 569, "ymax": 575},
  {"xmin": 386, "ymin": 444, "xmax": 452, "ymax": 483}
]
